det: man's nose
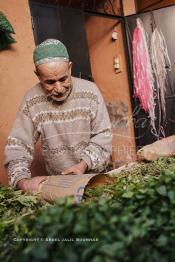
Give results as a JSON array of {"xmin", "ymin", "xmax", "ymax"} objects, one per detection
[{"xmin": 54, "ymin": 81, "xmax": 64, "ymax": 93}]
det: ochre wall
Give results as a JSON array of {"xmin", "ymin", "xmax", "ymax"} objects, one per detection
[
  {"xmin": 85, "ymin": 16, "xmax": 136, "ymax": 167},
  {"xmin": 0, "ymin": 0, "xmax": 38, "ymax": 185},
  {"xmin": 123, "ymin": 0, "xmax": 136, "ymax": 16}
]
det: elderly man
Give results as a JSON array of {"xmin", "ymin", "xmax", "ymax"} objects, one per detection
[{"xmin": 4, "ymin": 39, "xmax": 112, "ymax": 192}]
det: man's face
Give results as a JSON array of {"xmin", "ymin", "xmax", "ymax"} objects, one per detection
[{"xmin": 36, "ymin": 61, "xmax": 72, "ymax": 102}]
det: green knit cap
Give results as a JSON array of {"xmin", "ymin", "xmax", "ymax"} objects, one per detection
[{"xmin": 33, "ymin": 39, "xmax": 69, "ymax": 66}]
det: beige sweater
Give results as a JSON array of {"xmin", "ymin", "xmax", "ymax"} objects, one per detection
[{"xmin": 4, "ymin": 77, "xmax": 112, "ymax": 188}]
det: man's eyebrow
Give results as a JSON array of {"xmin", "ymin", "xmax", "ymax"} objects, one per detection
[
  {"xmin": 59, "ymin": 75, "xmax": 68, "ymax": 80},
  {"xmin": 44, "ymin": 74, "xmax": 68, "ymax": 82}
]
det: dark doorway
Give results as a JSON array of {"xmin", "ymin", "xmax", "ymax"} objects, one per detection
[{"xmin": 29, "ymin": 0, "xmax": 92, "ymax": 80}]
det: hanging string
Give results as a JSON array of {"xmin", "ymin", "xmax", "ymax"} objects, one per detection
[
  {"xmin": 150, "ymin": 11, "xmax": 171, "ymax": 139},
  {"xmin": 132, "ymin": 18, "xmax": 156, "ymax": 133},
  {"xmin": 150, "ymin": 27, "xmax": 171, "ymax": 120}
]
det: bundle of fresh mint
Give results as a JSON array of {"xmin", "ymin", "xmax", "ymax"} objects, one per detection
[{"xmin": 1, "ymin": 156, "xmax": 175, "ymax": 262}]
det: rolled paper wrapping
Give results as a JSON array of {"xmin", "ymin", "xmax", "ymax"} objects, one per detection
[
  {"xmin": 137, "ymin": 135, "xmax": 175, "ymax": 161},
  {"xmin": 38, "ymin": 173, "xmax": 109, "ymax": 203}
]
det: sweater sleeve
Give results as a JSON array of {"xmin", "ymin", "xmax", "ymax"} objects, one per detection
[
  {"xmin": 80, "ymin": 86, "xmax": 112, "ymax": 172},
  {"xmin": 4, "ymin": 96, "xmax": 40, "ymax": 188}
]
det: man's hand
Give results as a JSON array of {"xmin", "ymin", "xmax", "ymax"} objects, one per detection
[
  {"xmin": 17, "ymin": 176, "xmax": 48, "ymax": 193},
  {"xmin": 62, "ymin": 160, "xmax": 88, "ymax": 175}
]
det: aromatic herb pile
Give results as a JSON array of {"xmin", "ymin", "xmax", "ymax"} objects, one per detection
[
  {"xmin": 84, "ymin": 156, "xmax": 175, "ymax": 202},
  {"xmin": 1, "ymin": 157, "xmax": 175, "ymax": 262},
  {"xmin": 0, "ymin": 186, "xmax": 47, "ymax": 261}
]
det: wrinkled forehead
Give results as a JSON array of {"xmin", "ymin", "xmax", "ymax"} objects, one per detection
[{"xmin": 36, "ymin": 61, "xmax": 70, "ymax": 78}]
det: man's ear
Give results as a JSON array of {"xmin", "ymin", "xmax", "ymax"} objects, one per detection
[
  {"xmin": 34, "ymin": 68, "xmax": 40, "ymax": 77},
  {"xmin": 68, "ymin": 62, "xmax": 72, "ymax": 74}
]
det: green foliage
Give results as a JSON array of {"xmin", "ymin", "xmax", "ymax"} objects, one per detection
[
  {"xmin": 84, "ymin": 156, "xmax": 175, "ymax": 202},
  {"xmin": 0, "ymin": 186, "xmax": 46, "ymax": 232},
  {"xmin": 0, "ymin": 12, "xmax": 16, "ymax": 50},
  {"xmin": 0, "ymin": 186, "xmax": 47, "ymax": 261},
  {"xmin": 1, "ymin": 157, "xmax": 175, "ymax": 261}
]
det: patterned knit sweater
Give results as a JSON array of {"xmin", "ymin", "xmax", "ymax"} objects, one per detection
[{"xmin": 4, "ymin": 77, "xmax": 112, "ymax": 188}]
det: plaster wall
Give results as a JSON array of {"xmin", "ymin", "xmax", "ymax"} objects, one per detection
[
  {"xmin": 123, "ymin": 0, "xmax": 136, "ymax": 15},
  {"xmin": 85, "ymin": 15, "xmax": 136, "ymax": 167}
]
